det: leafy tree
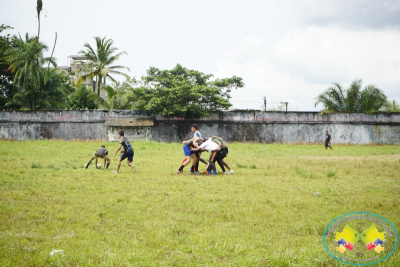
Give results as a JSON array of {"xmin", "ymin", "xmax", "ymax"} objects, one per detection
[
  {"xmin": 96, "ymin": 82, "xmax": 132, "ymax": 110},
  {"xmin": 315, "ymin": 79, "xmax": 387, "ymax": 113},
  {"xmin": 77, "ymin": 37, "xmax": 129, "ymax": 95},
  {"xmin": 0, "ymin": 24, "xmax": 20, "ymax": 109},
  {"xmin": 9, "ymin": 68, "xmax": 71, "ymax": 110},
  {"xmin": 68, "ymin": 85, "xmax": 97, "ymax": 110},
  {"xmin": 39, "ymin": 69, "xmax": 72, "ymax": 109},
  {"xmin": 128, "ymin": 64, "xmax": 244, "ymax": 117},
  {"xmin": 6, "ymin": 33, "xmax": 57, "ymax": 110}
]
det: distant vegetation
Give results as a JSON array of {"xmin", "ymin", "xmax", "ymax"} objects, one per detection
[{"xmin": 315, "ymin": 79, "xmax": 389, "ymax": 113}]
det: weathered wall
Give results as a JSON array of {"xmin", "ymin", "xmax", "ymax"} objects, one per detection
[
  {"xmin": 1, "ymin": 110, "xmax": 399, "ymax": 144},
  {"xmin": 0, "ymin": 111, "xmax": 107, "ymax": 140}
]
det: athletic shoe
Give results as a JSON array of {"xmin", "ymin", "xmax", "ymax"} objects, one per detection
[
  {"xmin": 201, "ymin": 171, "xmax": 208, "ymax": 175},
  {"xmin": 222, "ymin": 172, "xmax": 227, "ymax": 175},
  {"xmin": 194, "ymin": 171, "xmax": 200, "ymax": 175},
  {"xmin": 132, "ymin": 165, "xmax": 136, "ymax": 173},
  {"xmin": 189, "ymin": 168, "xmax": 192, "ymax": 172},
  {"xmin": 213, "ymin": 171, "xmax": 217, "ymax": 176},
  {"xmin": 176, "ymin": 170, "xmax": 182, "ymax": 174},
  {"xmin": 105, "ymin": 169, "xmax": 108, "ymax": 171},
  {"xmin": 112, "ymin": 171, "xmax": 118, "ymax": 174},
  {"xmin": 228, "ymin": 169, "xmax": 234, "ymax": 174}
]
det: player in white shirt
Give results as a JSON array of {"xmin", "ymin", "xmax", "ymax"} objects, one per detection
[{"xmin": 191, "ymin": 138, "xmax": 219, "ymax": 175}]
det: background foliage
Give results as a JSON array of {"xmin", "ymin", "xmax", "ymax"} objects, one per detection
[{"xmin": 128, "ymin": 64, "xmax": 244, "ymax": 118}]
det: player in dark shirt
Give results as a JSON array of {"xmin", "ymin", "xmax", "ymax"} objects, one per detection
[
  {"xmin": 211, "ymin": 136, "xmax": 234, "ymax": 174},
  {"xmin": 85, "ymin": 145, "xmax": 111, "ymax": 170},
  {"xmin": 113, "ymin": 130, "xmax": 135, "ymax": 173},
  {"xmin": 325, "ymin": 130, "xmax": 333, "ymax": 150}
]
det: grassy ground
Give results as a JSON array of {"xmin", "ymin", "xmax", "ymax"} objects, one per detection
[{"xmin": 0, "ymin": 140, "xmax": 399, "ymax": 266}]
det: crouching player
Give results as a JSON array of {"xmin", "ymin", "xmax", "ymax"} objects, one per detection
[
  {"xmin": 211, "ymin": 136, "xmax": 234, "ymax": 174},
  {"xmin": 85, "ymin": 145, "xmax": 111, "ymax": 170}
]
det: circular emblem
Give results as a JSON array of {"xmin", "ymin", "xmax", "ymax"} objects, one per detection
[{"xmin": 323, "ymin": 212, "xmax": 398, "ymax": 265}]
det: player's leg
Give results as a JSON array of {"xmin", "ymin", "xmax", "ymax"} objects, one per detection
[
  {"xmin": 114, "ymin": 152, "xmax": 127, "ymax": 173},
  {"xmin": 85, "ymin": 154, "xmax": 96, "ymax": 169},
  {"xmin": 222, "ymin": 160, "xmax": 234, "ymax": 174},
  {"xmin": 177, "ymin": 155, "xmax": 191, "ymax": 173},
  {"xmin": 126, "ymin": 151, "xmax": 135, "ymax": 173},
  {"xmin": 190, "ymin": 153, "xmax": 198, "ymax": 173},
  {"xmin": 221, "ymin": 147, "xmax": 233, "ymax": 174},
  {"xmin": 195, "ymin": 152, "xmax": 203, "ymax": 173},
  {"xmin": 208, "ymin": 150, "xmax": 218, "ymax": 175},
  {"xmin": 114, "ymin": 159, "xmax": 122, "ymax": 173},
  {"xmin": 177, "ymin": 146, "xmax": 191, "ymax": 174},
  {"xmin": 104, "ymin": 156, "xmax": 111, "ymax": 170},
  {"xmin": 215, "ymin": 152, "xmax": 226, "ymax": 173},
  {"xmin": 209, "ymin": 162, "xmax": 217, "ymax": 175},
  {"xmin": 199, "ymin": 158, "xmax": 208, "ymax": 165}
]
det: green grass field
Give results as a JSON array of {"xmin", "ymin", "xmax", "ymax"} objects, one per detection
[{"xmin": 0, "ymin": 140, "xmax": 399, "ymax": 266}]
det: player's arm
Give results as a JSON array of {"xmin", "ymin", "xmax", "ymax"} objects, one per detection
[
  {"xmin": 190, "ymin": 146, "xmax": 201, "ymax": 151},
  {"xmin": 113, "ymin": 144, "xmax": 122, "ymax": 157},
  {"xmin": 183, "ymin": 137, "xmax": 196, "ymax": 144},
  {"xmin": 212, "ymin": 138, "xmax": 222, "ymax": 150},
  {"xmin": 192, "ymin": 138, "xmax": 202, "ymax": 148},
  {"xmin": 199, "ymin": 157, "xmax": 208, "ymax": 164}
]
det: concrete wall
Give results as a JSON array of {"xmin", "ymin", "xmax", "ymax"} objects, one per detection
[
  {"xmin": 1, "ymin": 110, "xmax": 399, "ymax": 144},
  {"xmin": 0, "ymin": 110, "xmax": 107, "ymax": 140}
]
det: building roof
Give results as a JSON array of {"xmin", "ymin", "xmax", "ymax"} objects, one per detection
[{"xmin": 69, "ymin": 55, "xmax": 89, "ymax": 60}]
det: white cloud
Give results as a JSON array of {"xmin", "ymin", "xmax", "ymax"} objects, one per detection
[
  {"xmin": 2, "ymin": 0, "xmax": 400, "ymax": 111},
  {"xmin": 215, "ymin": 27, "xmax": 400, "ymax": 111}
]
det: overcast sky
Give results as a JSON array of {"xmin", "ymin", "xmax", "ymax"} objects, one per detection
[{"xmin": 1, "ymin": 0, "xmax": 400, "ymax": 111}]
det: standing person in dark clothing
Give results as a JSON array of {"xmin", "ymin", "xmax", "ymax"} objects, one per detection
[
  {"xmin": 113, "ymin": 130, "xmax": 135, "ymax": 173},
  {"xmin": 325, "ymin": 130, "xmax": 333, "ymax": 150}
]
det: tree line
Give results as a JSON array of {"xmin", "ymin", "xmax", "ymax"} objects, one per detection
[
  {"xmin": 0, "ymin": 20, "xmax": 398, "ymax": 115},
  {"xmin": 0, "ymin": 24, "xmax": 245, "ymax": 117}
]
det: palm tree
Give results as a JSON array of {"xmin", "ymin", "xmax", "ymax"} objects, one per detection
[
  {"xmin": 77, "ymin": 37, "xmax": 130, "ymax": 95},
  {"xmin": 384, "ymin": 100, "xmax": 400, "ymax": 112},
  {"xmin": 314, "ymin": 83, "xmax": 347, "ymax": 112},
  {"xmin": 6, "ymin": 33, "xmax": 56, "ymax": 110},
  {"xmin": 36, "ymin": 0, "xmax": 43, "ymax": 41},
  {"xmin": 315, "ymin": 79, "xmax": 387, "ymax": 113},
  {"xmin": 358, "ymin": 85, "xmax": 387, "ymax": 113},
  {"xmin": 96, "ymin": 82, "xmax": 132, "ymax": 110}
]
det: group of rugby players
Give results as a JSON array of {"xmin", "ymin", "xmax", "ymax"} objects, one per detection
[
  {"xmin": 176, "ymin": 125, "xmax": 234, "ymax": 175},
  {"xmin": 86, "ymin": 124, "xmax": 234, "ymax": 175}
]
